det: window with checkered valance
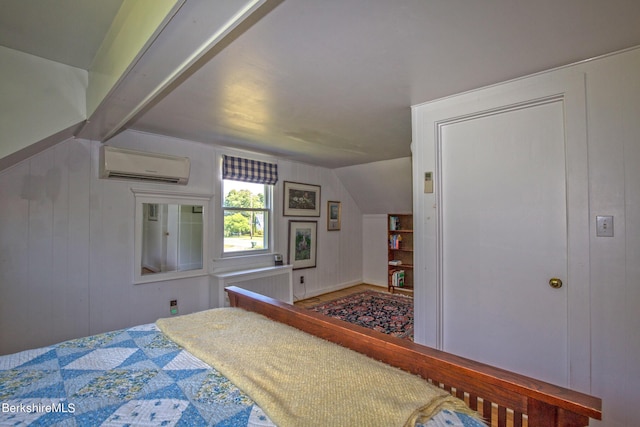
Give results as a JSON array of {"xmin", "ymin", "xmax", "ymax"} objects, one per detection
[{"xmin": 222, "ymin": 155, "xmax": 278, "ymax": 185}]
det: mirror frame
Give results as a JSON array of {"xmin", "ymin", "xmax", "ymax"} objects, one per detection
[{"xmin": 132, "ymin": 189, "xmax": 212, "ymax": 284}]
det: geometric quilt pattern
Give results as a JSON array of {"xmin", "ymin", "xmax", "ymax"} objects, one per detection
[
  {"xmin": 0, "ymin": 323, "xmax": 275, "ymax": 427},
  {"xmin": 0, "ymin": 323, "xmax": 483, "ymax": 427}
]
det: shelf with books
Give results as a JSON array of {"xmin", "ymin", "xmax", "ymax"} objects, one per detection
[{"xmin": 387, "ymin": 214, "xmax": 413, "ymax": 293}]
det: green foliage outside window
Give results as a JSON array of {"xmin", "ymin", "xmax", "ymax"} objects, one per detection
[
  {"xmin": 223, "ymin": 188, "xmax": 267, "ymax": 239},
  {"xmin": 224, "ymin": 212, "xmax": 251, "ymax": 236}
]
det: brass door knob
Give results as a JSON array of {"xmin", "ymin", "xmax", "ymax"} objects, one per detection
[{"xmin": 549, "ymin": 278, "xmax": 563, "ymax": 289}]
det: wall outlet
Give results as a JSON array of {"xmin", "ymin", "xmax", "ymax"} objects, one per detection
[
  {"xmin": 596, "ymin": 215, "xmax": 614, "ymax": 237},
  {"xmin": 299, "ymin": 276, "xmax": 305, "ymax": 284},
  {"xmin": 170, "ymin": 299, "xmax": 178, "ymax": 315}
]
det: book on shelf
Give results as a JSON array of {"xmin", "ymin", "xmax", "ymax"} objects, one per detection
[
  {"xmin": 391, "ymin": 269, "xmax": 405, "ymax": 287},
  {"xmin": 388, "ymin": 260, "xmax": 402, "ymax": 266},
  {"xmin": 389, "ymin": 234, "xmax": 402, "ymax": 249},
  {"xmin": 389, "ymin": 216, "xmax": 400, "ymax": 231}
]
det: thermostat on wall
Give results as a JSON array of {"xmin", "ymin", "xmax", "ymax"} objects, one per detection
[{"xmin": 424, "ymin": 172, "xmax": 433, "ymax": 193}]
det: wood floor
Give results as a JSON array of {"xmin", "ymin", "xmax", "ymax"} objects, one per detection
[{"xmin": 294, "ymin": 283, "xmax": 412, "ymax": 308}]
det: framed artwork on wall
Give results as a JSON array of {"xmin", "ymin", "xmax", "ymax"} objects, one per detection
[
  {"xmin": 283, "ymin": 181, "xmax": 321, "ymax": 217},
  {"xmin": 327, "ymin": 201, "xmax": 341, "ymax": 231},
  {"xmin": 288, "ymin": 220, "xmax": 317, "ymax": 270}
]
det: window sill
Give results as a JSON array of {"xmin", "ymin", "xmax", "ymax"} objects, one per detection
[{"xmin": 211, "ymin": 252, "xmax": 281, "ymax": 274}]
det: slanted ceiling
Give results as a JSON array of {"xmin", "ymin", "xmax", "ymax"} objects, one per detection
[{"xmin": 2, "ymin": 1, "xmax": 640, "ymax": 171}]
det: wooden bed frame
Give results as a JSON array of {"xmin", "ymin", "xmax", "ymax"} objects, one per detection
[{"xmin": 226, "ymin": 286, "xmax": 602, "ymax": 427}]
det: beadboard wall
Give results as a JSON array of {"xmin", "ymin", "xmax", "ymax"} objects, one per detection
[
  {"xmin": 0, "ymin": 130, "xmax": 362, "ymax": 355},
  {"xmin": 275, "ymin": 157, "xmax": 363, "ymax": 301},
  {"xmin": 362, "ymin": 214, "xmax": 388, "ymax": 287}
]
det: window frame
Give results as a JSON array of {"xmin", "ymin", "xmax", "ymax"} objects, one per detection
[{"xmin": 221, "ymin": 179, "xmax": 274, "ymax": 257}]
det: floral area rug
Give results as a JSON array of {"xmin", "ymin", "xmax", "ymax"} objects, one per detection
[{"xmin": 308, "ymin": 290, "xmax": 413, "ymax": 340}]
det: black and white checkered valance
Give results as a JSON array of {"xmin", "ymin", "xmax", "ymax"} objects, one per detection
[{"xmin": 223, "ymin": 155, "xmax": 278, "ymax": 185}]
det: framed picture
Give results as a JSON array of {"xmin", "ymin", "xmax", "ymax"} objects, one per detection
[
  {"xmin": 147, "ymin": 204, "xmax": 158, "ymax": 221},
  {"xmin": 283, "ymin": 181, "xmax": 321, "ymax": 217},
  {"xmin": 327, "ymin": 201, "xmax": 341, "ymax": 231},
  {"xmin": 288, "ymin": 221, "xmax": 317, "ymax": 270}
]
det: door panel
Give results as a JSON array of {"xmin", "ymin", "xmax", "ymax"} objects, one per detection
[
  {"xmin": 412, "ymin": 71, "xmax": 590, "ymax": 392},
  {"xmin": 440, "ymin": 100, "xmax": 569, "ymax": 385}
]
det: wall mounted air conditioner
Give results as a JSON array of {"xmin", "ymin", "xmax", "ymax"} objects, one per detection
[{"xmin": 99, "ymin": 146, "xmax": 190, "ymax": 185}]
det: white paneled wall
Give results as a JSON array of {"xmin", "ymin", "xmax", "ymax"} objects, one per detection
[
  {"xmin": 275, "ymin": 159, "xmax": 363, "ymax": 300},
  {"xmin": 0, "ymin": 130, "xmax": 364, "ymax": 354},
  {"xmin": 581, "ymin": 48, "xmax": 640, "ymax": 427},
  {"xmin": 0, "ymin": 135, "xmax": 215, "ymax": 355},
  {"xmin": 86, "ymin": 133, "xmax": 216, "ymax": 339},
  {"xmin": 362, "ymin": 214, "xmax": 389, "ymax": 287},
  {"xmin": 0, "ymin": 141, "xmax": 91, "ymax": 353}
]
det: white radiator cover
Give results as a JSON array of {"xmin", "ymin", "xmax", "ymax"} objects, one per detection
[{"xmin": 211, "ymin": 265, "xmax": 293, "ymax": 307}]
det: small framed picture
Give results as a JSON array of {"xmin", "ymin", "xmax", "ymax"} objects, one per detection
[
  {"xmin": 147, "ymin": 204, "xmax": 158, "ymax": 221},
  {"xmin": 327, "ymin": 201, "xmax": 341, "ymax": 231},
  {"xmin": 288, "ymin": 220, "xmax": 317, "ymax": 270},
  {"xmin": 283, "ymin": 181, "xmax": 321, "ymax": 217}
]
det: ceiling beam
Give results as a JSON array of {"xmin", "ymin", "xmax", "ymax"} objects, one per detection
[
  {"xmin": 77, "ymin": 0, "xmax": 282, "ymax": 143},
  {"xmin": 85, "ymin": 0, "xmax": 184, "ymax": 118}
]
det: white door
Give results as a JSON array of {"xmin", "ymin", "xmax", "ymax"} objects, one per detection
[
  {"xmin": 165, "ymin": 204, "xmax": 179, "ymax": 271},
  {"xmin": 441, "ymin": 100, "xmax": 568, "ymax": 385},
  {"xmin": 412, "ymin": 71, "xmax": 591, "ymax": 391}
]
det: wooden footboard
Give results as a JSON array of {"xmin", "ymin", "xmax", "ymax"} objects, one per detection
[{"xmin": 226, "ymin": 286, "xmax": 601, "ymax": 427}]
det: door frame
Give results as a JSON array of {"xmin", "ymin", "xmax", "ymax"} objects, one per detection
[{"xmin": 411, "ymin": 70, "xmax": 591, "ymax": 392}]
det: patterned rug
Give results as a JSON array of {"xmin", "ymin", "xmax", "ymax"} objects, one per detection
[{"xmin": 308, "ymin": 290, "xmax": 413, "ymax": 340}]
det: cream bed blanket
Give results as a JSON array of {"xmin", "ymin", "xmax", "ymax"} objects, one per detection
[{"xmin": 157, "ymin": 307, "xmax": 478, "ymax": 427}]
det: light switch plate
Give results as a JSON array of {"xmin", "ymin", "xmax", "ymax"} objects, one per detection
[{"xmin": 596, "ymin": 215, "xmax": 614, "ymax": 237}]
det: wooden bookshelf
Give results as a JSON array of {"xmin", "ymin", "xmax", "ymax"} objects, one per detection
[{"xmin": 387, "ymin": 214, "xmax": 413, "ymax": 293}]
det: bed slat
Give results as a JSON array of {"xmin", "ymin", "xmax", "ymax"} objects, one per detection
[
  {"xmin": 483, "ymin": 399, "xmax": 493, "ymax": 424},
  {"xmin": 498, "ymin": 405, "xmax": 507, "ymax": 426},
  {"xmin": 468, "ymin": 393, "xmax": 479, "ymax": 411},
  {"xmin": 513, "ymin": 410, "xmax": 524, "ymax": 427}
]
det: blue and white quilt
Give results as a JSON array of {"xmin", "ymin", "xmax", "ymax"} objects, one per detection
[{"xmin": 0, "ymin": 324, "xmax": 484, "ymax": 427}]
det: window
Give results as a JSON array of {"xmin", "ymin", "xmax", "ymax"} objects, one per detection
[
  {"xmin": 221, "ymin": 155, "xmax": 277, "ymax": 255},
  {"xmin": 223, "ymin": 180, "xmax": 271, "ymax": 253}
]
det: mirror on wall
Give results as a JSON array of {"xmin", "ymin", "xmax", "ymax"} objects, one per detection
[
  {"xmin": 141, "ymin": 203, "xmax": 203, "ymax": 275},
  {"xmin": 133, "ymin": 191, "xmax": 210, "ymax": 284}
]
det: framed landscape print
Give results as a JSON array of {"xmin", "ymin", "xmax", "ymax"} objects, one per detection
[
  {"xmin": 288, "ymin": 220, "xmax": 317, "ymax": 270},
  {"xmin": 327, "ymin": 200, "xmax": 341, "ymax": 231},
  {"xmin": 283, "ymin": 181, "xmax": 321, "ymax": 217}
]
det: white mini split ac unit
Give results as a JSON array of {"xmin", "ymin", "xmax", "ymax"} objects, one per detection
[{"xmin": 99, "ymin": 146, "xmax": 190, "ymax": 185}]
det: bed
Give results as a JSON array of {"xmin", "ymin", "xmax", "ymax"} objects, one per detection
[
  {"xmin": 225, "ymin": 286, "xmax": 602, "ymax": 427},
  {"xmin": 0, "ymin": 286, "xmax": 601, "ymax": 427}
]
